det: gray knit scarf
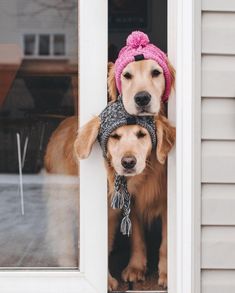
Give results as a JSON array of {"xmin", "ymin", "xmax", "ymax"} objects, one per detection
[{"xmin": 98, "ymin": 97, "xmax": 156, "ymax": 236}]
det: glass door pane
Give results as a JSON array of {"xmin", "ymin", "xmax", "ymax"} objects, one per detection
[{"xmin": 0, "ymin": 0, "xmax": 79, "ymax": 269}]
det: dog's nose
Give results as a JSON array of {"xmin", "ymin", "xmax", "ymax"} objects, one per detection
[
  {"xmin": 134, "ymin": 91, "xmax": 151, "ymax": 107},
  {"xmin": 121, "ymin": 156, "xmax": 137, "ymax": 169}
]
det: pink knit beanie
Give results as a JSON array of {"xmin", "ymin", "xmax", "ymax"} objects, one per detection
[{"xmin": 115, "ymin": 31, "xmax": 172, "ymax": 102}]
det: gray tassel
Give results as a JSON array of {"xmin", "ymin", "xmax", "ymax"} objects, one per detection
[
  {"xmin": 111, "ymin": 190, "xmax": 124, "ymax": 209},
  {"xmin": 120, "ymin": 215, "xmax": 132, "ymax": 236},
  {"xmin": 111, "ymin": 175, "xmax": 127, "ymax": 209},
  {"xmin": 111, "ymin": 174, "xmax": 132, "ymax": 236}
]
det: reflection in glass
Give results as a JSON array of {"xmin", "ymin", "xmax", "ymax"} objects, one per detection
[
  {"xmin": 0, "ymin": 0, "xmax": 79, "ymax": 269},
  {"xmin": 54, "ymin": 34, "xmax": 65, "ymax": 56},
  {"xmin": 24, "ymin": 35, "xmax": 36, "ymax": 56},
  {"xmin": 39, "ymin": 35, "xmax": 50, "ymax": 56}
]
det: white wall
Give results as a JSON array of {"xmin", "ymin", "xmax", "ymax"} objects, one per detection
[{"xmin": 201, "ymin": 1, "xmax": 235, "ymax": 292}]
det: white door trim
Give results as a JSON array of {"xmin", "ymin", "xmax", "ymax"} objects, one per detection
[
  {"xmin": 168, "ymin": 0, "xmax": 201, "ymax": 293},
  {"xmin": 79, "ymin": 0, "xmax": 108, "ymax": 292}
]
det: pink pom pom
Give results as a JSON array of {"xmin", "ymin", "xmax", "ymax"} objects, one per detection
[{"xmin": 126, "ymin": 31, "xmax": 150, "ymax": 49}]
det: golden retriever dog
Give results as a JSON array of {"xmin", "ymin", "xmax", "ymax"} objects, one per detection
[
  {"xmin": 105, "ymin": 51, "xmax": 175, "ymax": 289},
  {"xmin": 44, "ymin": 113, "xmax": 175, "ymax": 290},
  {"xmin": 45, "ymin": 117, "xmax": 78, "ymax": 175},
  {"xmin": 74, "ymin": 114, "xmax": 175, "ymax": 290},
  {"xmin": 45, "ymin": 36, "xmax": 176, "ymax": 288},
  {"xmin": 108, "ymin": 59, "xmax": 175, "ymax": 116}
]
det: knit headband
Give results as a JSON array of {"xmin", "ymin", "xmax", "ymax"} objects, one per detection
[
  {"xmin": 98, "ymin": 97, "xmax": 157, "ymax": 236},
  {"xmin": 98, "ymin": 97, "xmax": 156, "ymax": 156},
  {"xmin": 114, "ymin": 31, "xmax": 172, "ymax": 102}
]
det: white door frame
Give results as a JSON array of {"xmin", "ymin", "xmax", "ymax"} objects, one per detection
[
  {"xmin": 79, "ymin": 0, "xmax": 108, "ymax": 291},
  {"xmin": 0, "ymin": 0, "xmax": 108, "ymax": 292},
  {"xmin": 168, "ymin": 0, "xmax": 201, "ymax": 293}
]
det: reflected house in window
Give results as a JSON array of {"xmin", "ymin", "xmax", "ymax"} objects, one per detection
[{"xmin": 0, "ymin": 0, "xmax": 78, "ymax": 174}]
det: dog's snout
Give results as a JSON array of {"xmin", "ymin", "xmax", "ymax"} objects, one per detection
[
  {"xmin": 134, "ymin": 91, "xmax": 151, "ymax": 107},
  {"xmin": 121, "ymin": 156, "xmax": 137, "ymax": 169}
]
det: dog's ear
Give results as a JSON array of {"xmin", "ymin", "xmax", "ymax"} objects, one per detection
[
  {"xmin": 156, "ymin": 115, "xmax": 176, "ymax": 164},
  {"xmin": 167, "ymin": 58, "xmax": 176, "ymax": 91},
  {"xmin": 74, "ymin": 116, "xmax": 101, "ymax": 159},
  {"xmin": 108, "ymin": 62, "xmax": 118, "ymax": 102}
]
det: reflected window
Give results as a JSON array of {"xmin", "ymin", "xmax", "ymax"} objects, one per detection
[
  {"xmin": 23, "ymin": 34, "xmax": 66, "ymax": 57},
  {"xmin": 24, "ymin": 35, "xmax": 36, "ymax": 56},
  {"xmin": 39, "ymin": 35, "xmax": 50, "ymax": 56},
  {"xmin": 54, "ymin": 35, "xmax": 65, "ymax": 56}
]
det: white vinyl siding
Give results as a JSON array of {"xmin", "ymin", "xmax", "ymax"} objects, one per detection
[
  {"xmin": 202, "ymin": 99, "xmax": 235, "ymax": 139},
  {"xmin": 201, "ymin": 1, "xmax": 235, "ymax": 292},
  {"xmin": 202, "ymin": 270, "xmax": 235, "ymax": 293},
  {"xmin": 202, "ymin": 13, "xmax": 235, "ymax": 54},
  {"xmin": 202, "ymin": 227, "xmax": 235, "ymax": 268},
  {"xmin": 202, "ymin": 141, "xmax": 235, "ymax": 183},
  {"xmin": 202, "ymin": 184, "xmax": 235, "ymax": 225},
  {"xmin": 202, "ymin": 56, "xmax": 235, "ymax": 98},
  {"xmin": 202, "ymin": 0, "xmax": 235, "ymax": 12}
]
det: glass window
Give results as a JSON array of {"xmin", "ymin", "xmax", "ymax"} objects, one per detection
[
  {"xmin": 0, "ymin": 0, "xmax": 79, "ymax": 269},
  {"xmin": 39, "ymin": 35, "xmax": 50, "ymax": 56},
  {"xmin": 53, "ymin": 34, "xmax": 65, "ymax": 56},
  {"xmin": 24, "ymin": 35, "xmax": 36, "ymax": 56}
]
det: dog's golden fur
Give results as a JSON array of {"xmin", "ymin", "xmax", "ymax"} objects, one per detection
[
  {"xmin": 73, "ymin": 114, "xmax": 175, "ymax": 290},
  {"xmin": 105, "ymin": 60, "xmax": 175, "ymax": 289},
  {"xmin": 108, "ymin": 59, "xmax": 175, "ymax": 105},
  {"xmin": 45, "ymin": 115, "xmax": 175, "ymax": 290},
  {"xmin": 45, "ymin": 116, "xmax": 78, "ymax": 175},
  {"xmin": 44, "ymin": 58, "xmax": 176, "ymax": 290}
]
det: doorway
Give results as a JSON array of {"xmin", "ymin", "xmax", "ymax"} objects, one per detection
[{"xmin": 108, "ymin": 0, "xmax": 168, "ymax": 291}]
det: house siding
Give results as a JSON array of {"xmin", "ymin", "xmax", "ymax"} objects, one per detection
[{"xmin": 201, "ymin": 1, "xmax": 235, "ymax": 292}]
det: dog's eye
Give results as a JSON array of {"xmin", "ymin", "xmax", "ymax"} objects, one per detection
[
  {"xmin": 151, "ymin": 69, "xmax": 161, "ymax": 77},
  {"xmin": 136, "ymin": 130, "xmax": 146, "ymax": 139},
  {"xmin": 123, "ymin": 72, "xmax": 132, "ymax": 80},
  {"xmin": 110, "ymin": 133, "xmax": 121, "ymax": 140}
]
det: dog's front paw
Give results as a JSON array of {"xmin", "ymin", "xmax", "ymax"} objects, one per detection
[
  {"xmin": 158, "ymin": 272, "xmax": 167, "ymax": 289},
  {"xmin": 122, "ymin": 265, "xmax": 146, "ymax": 283},
  {"xmin": 108, "ymin": 274, "xmax": 118, "ymax": 291}
]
